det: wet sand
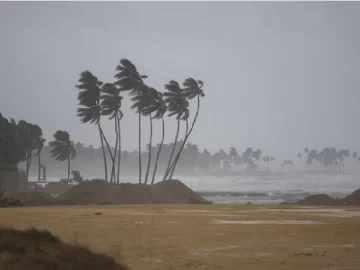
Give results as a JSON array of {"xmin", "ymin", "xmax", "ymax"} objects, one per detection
[{"xmin": 0, "ymin": 204, "xmax": 360, "ymax": 270}]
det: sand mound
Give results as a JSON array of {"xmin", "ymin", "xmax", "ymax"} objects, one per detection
[
  {"xmin": 0, "ymin": 228, "xmax": 127, "ymax": 270},
  {"xmin": 150, "ymin": 180, "xmax": 209, "ymax": 204},
  {"xmin": 57, "ymin": 180, "xmax": 107, "ymax": 204},
  {"xmin": 341, "ymin": 188, "xmax": 360, "ymax": 205},
  {"xmin": 56, "ymin": 179, "xmax": 208, "ymax": 205},
  {"xmin": 295, "ymin": 194, "xmax": 340, "ymax": 206}
]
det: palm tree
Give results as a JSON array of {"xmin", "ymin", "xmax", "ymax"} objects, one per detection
[
  {"xmin": 100, "ymin": 83, "xmax": 123, "ymax": 183},
  {"xmin": 163, "ymin": 80, "xmax": 189, "ymax": 180},
  {"xmin": 168, "ymin": 78, "xmax": 205, "ymax": 178},
  {"xmin": 49, "ymin": 130, "xmax": 76, "ymax": 183},
  {"xmin": 114, "ymin": 59, "xmax": 148, "ymax": 184},
  {"xmin": 76, "ymin": 71, "xmax": 113, "ymax": 182},
  {"xmin": 131, "ymin": 86, "xmax": 162, "ymax": 184},
  {"xmin": 150, "ymin": 92, "xmax": 167, "ymax": 184}
]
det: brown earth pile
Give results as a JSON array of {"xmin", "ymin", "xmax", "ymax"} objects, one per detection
[
  {"xmin": 340, "ymin": 188, "xmax": 360, "ymax": 205},
  {"xmin": 150, "ymin": 179, "xmax": 209, "ymax": 204},
  {"xmin": 6, "ymin": 191, "xmax": 56, "ymax": 206},
  {"xmin": 56, "ymin": 179, "xmax": 209, "ymax": 205},
  {"xmin": 295, "ymin": 194, "xmax": 341, "ymax": 206},
  {"xmin": 0, "ymin": 228, "xmax": 127, "ymax": 270}
]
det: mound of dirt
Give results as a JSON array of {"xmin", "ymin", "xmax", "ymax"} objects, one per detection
[
  {"xmin": 7, "ymin": 191, "xmax": 56, "ymax": 206},
  {"xmin": 295, "ymin": 194, "xmax": 341, "ymax": 206},
  {"xmin": 57, "ymin": 180, "xmax": 108, "ymax": 204},
  {"xmin": 0, "ymin": 228, "xmax": 127, "ymax": 270},
  {"xmin": 340, "ymin": 188, "xmax": 360, "ymax": 205},
  {"xmin": 56, "ymin": 179, "xmax": 209, "ymax": 205},
  {"xmin": 150, "ymin": 180, "xmax": 208, "ymax": 204}
]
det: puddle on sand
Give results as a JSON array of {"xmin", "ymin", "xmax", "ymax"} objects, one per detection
[
  {"xmin": 259, "ymin": 208, "xmax": 360, "ymax": 218},
  {"xmin": 190, "ymin": 246, "xmax": 238, "ymax": 256},
  {"xmin": 311, "ymin": 244, "xmax": 355, "ymax": 248},
  {"xmin": 212, "ymin": 219, "xmax": 324, "ymax": 225},
  {"xmin": 167, "ymin": 221, "xmax": 178, "ymax": 224}
]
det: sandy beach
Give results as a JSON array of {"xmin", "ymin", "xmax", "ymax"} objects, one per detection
[{"xmin": 1, "ymin": 204, "xmax": 359, "ymax": 270}]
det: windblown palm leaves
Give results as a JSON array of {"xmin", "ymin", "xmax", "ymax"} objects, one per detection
[
  {"xmin": 100, "ymin": 83, "xmax": 123, "ymax": 183},
  {"xmin": 49, "ymin": 130, "xmax": 76, "ymax": 183},
  {"xmin": 76, "ymin": 71, "xmax": 103, "ymax": 124},
  {"xmin": 115, "ymin": 59, "xmax": 148, "ymax": 184},
  {"xmin": 76, "ymin": 70, "xmax": 112, "ymax": 182}
]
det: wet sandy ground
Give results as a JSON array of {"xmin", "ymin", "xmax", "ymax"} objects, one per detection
[{"xmin": 0, "ymin": 204, "xmax": 360, "ymax": 270}]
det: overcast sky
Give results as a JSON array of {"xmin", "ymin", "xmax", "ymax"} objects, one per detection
[{"xmin": 1, "ymin": 2, "xmax": 360, "ymax": 160}]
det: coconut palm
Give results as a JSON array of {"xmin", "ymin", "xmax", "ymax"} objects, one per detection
[
  {"xmin": 49, "ymin": 130, "xmax": 76, "ymax": 183},
  {"xmin": 131, "ymin": 86, "xmax": 163, "ymax": 184},
  {"xmin": 150, "ymin": 92, "xmax": 167, "ymax": 184},
  {"xmin": 114, "ymin": 59, "xmax": 148, "ymax": 184},
  {"xmin": 100, "ymin": 83, "xmax": 123, "ymax": 183},
  {"xmin": 168, "ymin": 78, "xmax": 205, "ymax": 178},
  {"xmin": 76, "ymin": 71, "xmax": 113, "ymax": 182},
  {"xmin": 163, "ymin": 80, "xmax": 189, "ymax": 180}
]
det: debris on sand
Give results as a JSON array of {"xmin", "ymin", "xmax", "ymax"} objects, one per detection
[{"xmin": 0, "ymin": 228, "xmax": 127, "ymax": 270}]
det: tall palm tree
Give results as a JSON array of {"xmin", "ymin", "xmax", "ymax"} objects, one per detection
[
  {"xmin": 131, "ymin": 86, "xmax": 157, "ymax": 184},
  {"xmin": 76, "ymin": 71, "xmax": 113, "ymax": 182},
  {"xmin": 168, "ymin": 78, "xmax": 205, "ymax": 178},
  {"xmin": 150, "ymin": 92, "xmax": 167, "ymax": 184},
  {"xmin": 49, "ymin": 130, "xmax": 76, "ymax": 183},
  {"xmin": 163, "ymin": 80, "xmax": 189, "ymax": 180},
  {"xmin": 114, "ymin": 59, "xmax": 148, "ymax": 184},
  {"xmin": 131, "ymin": 87, "xmax": 167, "ymax": 184},
  {"xmin": 100, "ymin": 83, "xmax": 123, "ymax": 183}
]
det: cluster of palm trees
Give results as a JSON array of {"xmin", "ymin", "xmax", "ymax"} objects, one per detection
[
  {"xmin": 298, "ymin": 148, "xmax": 360, "ymax": 172},
  {"xmin": 0, "ymin": 113, "xmax": 77, "ymax": 183},
  {"xmin": 0, "ymin": 115, "xmax": 46, "ymax": 180},
  {"xmin": 75, "ymin": 59, "xmax": 205, "ymax": 184},
  {"xmin": 224, "ymin": 147, "xmax": 274, "ymax": 171}
]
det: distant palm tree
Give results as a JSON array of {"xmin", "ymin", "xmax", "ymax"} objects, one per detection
[
  {"xmin": 168, "ymin": 78, "xmax": 205, "ymax": 178},
  {"xmin": 49, "ymin": 130, "xmax": 76, "ymax": 183},
  {"xmin": 114, "ymin": 59, "xmax": 148, "ymax": 184},
  {"xmin": 100, "ymin": 83, "xmax": 123, "ymax": 183},
  {"xmin": 163, "ymin": 80, "xmax": 189, "ymax": 180},
  {"xmin": 76, "ymin": 71, "xmax": 113, "ymax": 182}
]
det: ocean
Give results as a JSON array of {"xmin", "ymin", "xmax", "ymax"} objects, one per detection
[{"xmin": 28, "ymin": 173, "xmax": 359, "ymax": 204}]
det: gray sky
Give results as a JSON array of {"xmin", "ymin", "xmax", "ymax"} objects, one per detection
[{"xmin": 1, "ymin": 2, "xmax": 360, "ymax": 160}]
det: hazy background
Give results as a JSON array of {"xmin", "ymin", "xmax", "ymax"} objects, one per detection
[{"xmin": 1, "ymin": 2, "xmax": 360, "ymax": 161}]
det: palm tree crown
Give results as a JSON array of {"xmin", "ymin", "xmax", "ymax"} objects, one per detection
[{"xmin": 49, "ymin": 131, "xmax": 76, "ymax": 162}]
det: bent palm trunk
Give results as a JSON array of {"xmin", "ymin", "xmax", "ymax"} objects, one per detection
[
  {"xmin": 138, "ymin": 111, "xmax": 142, "ymax": 184},
  {"xmin": 98, "ymin": 122, "xmax": 108, "ymax": 182},
  {"xmin": 117, "ymin": 116, "xmax": 121, "ymax": 184},
  {"xmin": 111, "ymin": 114, "xmax": 119, "ymax": 183},
  {"xmin": 151, "ymin": 117, "xmax": 165, "ymax": 185},
  {"xmin": 169, "ymin": 119, "xmax": 188, "ymax": 179},
  {"xmin": 144, "ymin": 115, "xmax": 153, "ymax": 184},
  {"xmin": 169, "ymin": 95, "xmax": 201, "ymax": 178},
  {"xmin": 67, "ymin": 156, "xmax": 70, "ymax": 184},
  {"xmin": 163, "ymin": 118, "xmax": 180, "ymax": 181}
]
